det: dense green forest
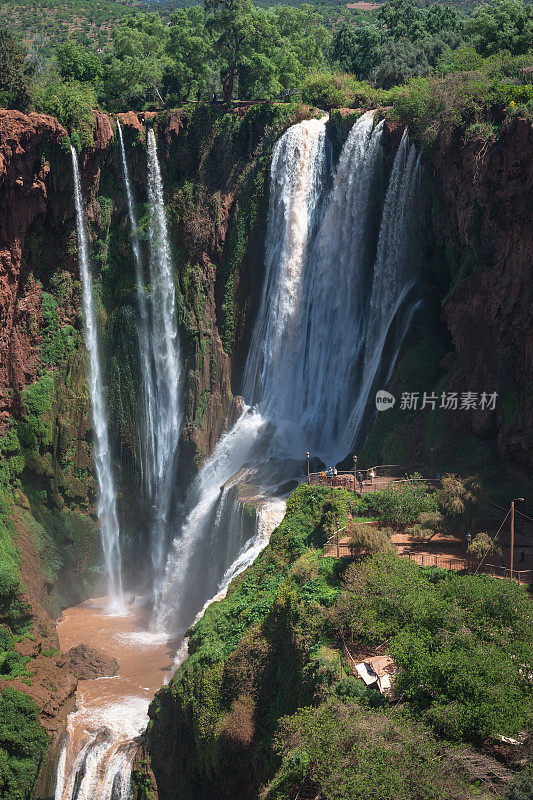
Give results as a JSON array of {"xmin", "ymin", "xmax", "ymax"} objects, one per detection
[{"xmin": 1, "ymin": 0, "xmax": 532, "ymax": 136}]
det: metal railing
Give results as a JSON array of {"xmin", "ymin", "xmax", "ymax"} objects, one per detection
[
  {"xmin": 327, "ymin": 548, "xmax": 533, "ymax": 584},
  {"xmin": 309, "ymin": 464, "xmax": 403, "ymax": 492}
]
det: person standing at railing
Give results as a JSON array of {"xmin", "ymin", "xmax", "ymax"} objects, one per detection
[
  {"xmin": 369, "ymin": 467, "xmax": 376, "ymax": 486},
  {"xmin": 357, "ymin": 471, "xmax": 363, "ymax": 492}
]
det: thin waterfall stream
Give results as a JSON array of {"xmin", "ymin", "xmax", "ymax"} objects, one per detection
[
  {"xmin": 71, "ymin": 147, "xmax": 123, "ymax": 606},
  {"xmin": 117, "ymin": 120, "xmax": 157, "ymax": 496},
  {"xmin": 57, "ymin": 115, "xmax": 424, "ymax": 798},
  {"xmin": 145, "ymin": 127, "xmax": 182, "ymax": 602}
]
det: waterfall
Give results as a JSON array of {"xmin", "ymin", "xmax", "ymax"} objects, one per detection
[
  {"xmin": 155, "ymin": 112, "xmax": 425, "ymax": 632},
  {"xmin": 155, "ymin": 117, "xmax": 331, "ymax": 632},
  {"xmin": 243, "ymin": 116, "xmax": 329, "ymax": 420},
  {"xmin": 71, "ymin": 147, "xmax": 123, "ymax": 604},
  {"xmin": 155, "ymin": 410, "xmax": 264, "ymax": 632},
  {"xmin": 117, "ymin": 120, "xmax": 157, "ymax": 497},
  {"xmin": 145, "ymin": 128, "xmax": 182, "ymax": 600},
  {"xmin": 244, "ymin": 111, "xmax": 389, "ymax": 458},
  {"xmin": 346, "ymin": 130, "xmax": 423, "ymax": 447}
]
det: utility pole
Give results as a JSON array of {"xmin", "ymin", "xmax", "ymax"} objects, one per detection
[
  {"xmin": 510, "ymin": 497, "xmax": 524, "ymax": 579},
  {"xmin": 353, "ymin": 454, "xmax": 358, "ymax": 495},
  {"xmin": 306, "ymin": 451, "xmax": 310, "ymax": 485}
]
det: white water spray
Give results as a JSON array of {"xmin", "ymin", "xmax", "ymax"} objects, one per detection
[
  {"xmin": 117, "ymin": 120, "xmax": 157, "ymax": 496},
  {"xmin": 243, "ymin": 116, "xmax": 329, "ymax": 419},
  {"xmin": 346, "ymin": 130, "xmax": 423, "ymax": 443},
  {"xmin": 71, "ymin": 147, "xmax": 123, "ymax": 604},
  {"xmin": 145, "ymin": 128, "xmax": 182, "ymax": 599},
  {"xmin": 244, "ymin": 111, "xmax": 422, "ymax": 460},
  {"xmin": 156, "ymin": 410, "xmax": 264, "ymax": 632}
]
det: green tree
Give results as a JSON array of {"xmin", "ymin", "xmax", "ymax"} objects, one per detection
[
  {"xmin": 103, "ymin": 13, "xmax": 171, "ymax": 108},
  {"xmin": 373, "ymin": 37, "xmax": 431, "ymax": 88},
  {"xmin": 0, "ymin": 28, "xmax": 34, "ymax": 110},
  {"xmin": 437, "ymin": 474, "xmax": 483, "ymax": 531},
  {"xmin": 405, "ymin": 510, "xmax": 443, "ymax": 543},
  {"xmin": 330, "ymin": 23, "xmax": 383, "ymax": 80},
  {"xmin": 56, "ymin": 39, "xmax": 103, "ymax": 84},
  {"xmin": 377, "ymin": 0, "xmax": 425, "ymax": 42},
  {"xmin": 163, "ymin": 8, "xmax": 212, "ymax": 103},
  {"xmin": 32, "ymin": 79, "xmax": 96, "ymax": 145},
  {"xmin": 204, "ymin": 0, "xmax": 329, "ymax": 102},
  {"xmin": 205, "ymin": 0, "xmax": 279, "ymax": 101},
  {"xmin": 467, "ymin": 0, "xmax": 533, "ymax": 57},
  {"xmin": 467, "ymin": 531, "xmax": 502, "ymax": 560},
  {"xmin": 271, "ymin": 5, "xmax": 330, "ymax": 90}
]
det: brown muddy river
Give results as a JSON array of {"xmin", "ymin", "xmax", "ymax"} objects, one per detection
[{"xmin": 54, "ymin": 597, "xmax": 177, "ymax": 800}]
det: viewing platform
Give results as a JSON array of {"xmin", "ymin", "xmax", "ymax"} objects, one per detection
[{"xmin": 308, "ymin": 464, "xmax": 401, "ymax": 495}]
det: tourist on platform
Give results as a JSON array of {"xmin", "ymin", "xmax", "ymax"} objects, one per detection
[{"xmin": 369, "ymin": 467, "xmax": 376, "ymax": 485}]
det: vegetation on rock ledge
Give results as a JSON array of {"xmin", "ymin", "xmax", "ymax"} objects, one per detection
[{"xmin": 145, "ymin": 484, "xmax": 533, "ymax": 800}]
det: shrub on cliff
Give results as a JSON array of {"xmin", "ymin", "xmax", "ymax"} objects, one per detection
[
  {"xmin": 362, "ymin": 474, "xmax": 437, "ymax": 526},
  {"xmin": 347, "ymin": 522, "xmax": 393, "ymax": 556},
  {"xmin": 262, "ymin": 700, "xmax": 467, "ymax": 800},
  {"xmin": 332, "ymin": 551, "xmax": 533, "ymax": 742},
  {"xmin": 390, "ymin": 51, "xmax": 533, "ymax": 143},
  {"xmin": 300, "ymin": 72, "xmax": 381, "ymax": 110},
  {"xmin": 0, "ymin": 687, "xmax": 48, "ymax": 800}
]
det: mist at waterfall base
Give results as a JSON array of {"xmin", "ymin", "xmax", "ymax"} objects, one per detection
[{"xmin": 156, "ymin": 111, "xmax": 425, "ymax": 635}]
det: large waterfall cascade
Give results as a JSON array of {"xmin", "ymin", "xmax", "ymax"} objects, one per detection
[
  {"xmin": 244, "ymin": 110, "xmax": 422, "ymax": 458},
  {"xmin": 71, "ymin": 147, "xmax": 123, "ymax": 605}
]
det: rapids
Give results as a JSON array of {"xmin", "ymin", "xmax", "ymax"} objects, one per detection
[{"xmin": 54, "ymin": 598, "xmax": 171, "ymax": 800}]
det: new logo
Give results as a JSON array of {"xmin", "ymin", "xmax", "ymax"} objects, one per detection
[{"xmin": 375, "ymin": 390, "xmax": 396, "ymax": 411}]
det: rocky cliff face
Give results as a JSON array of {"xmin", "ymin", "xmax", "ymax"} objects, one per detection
[
  {"xmin": 0, "ymin": 110, "xmax": 67, "ymax": 427},
  {"xmin": 434, "ymin": 117, "xmax": 533, "ymax": 468},
  {"xmin": 352, "ymin": 114, "xmax": 533, "ymax": 482}
]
